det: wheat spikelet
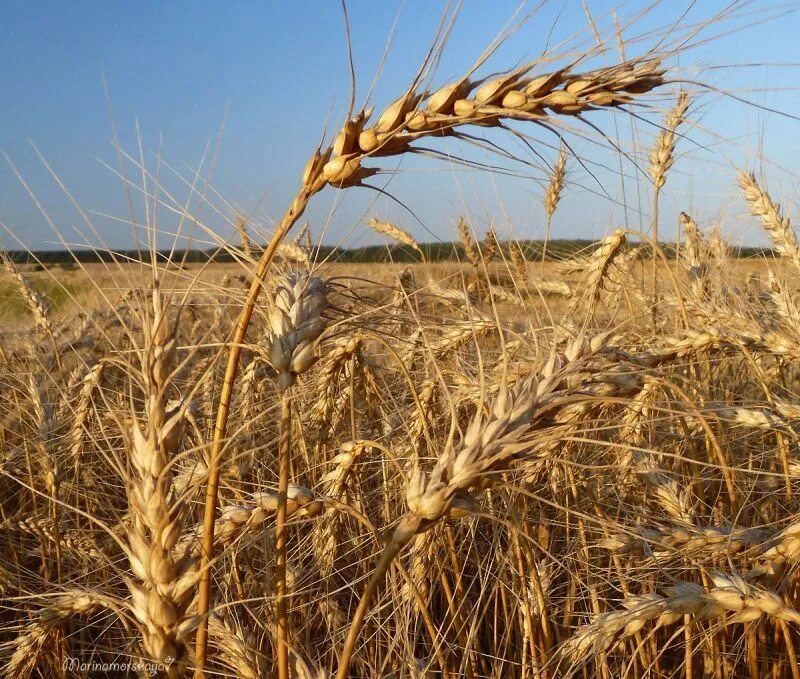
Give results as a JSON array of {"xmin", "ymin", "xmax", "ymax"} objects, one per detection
[
  {"xmin": 564, "ymin": 575, "xmax": 800, "ymax": 661},
  {"xmin": 125, "ymin": 284, "xmax": 197, "ymax": 677},
  {"xmin": 26, "ymin": 373, "xmax": 58, "ymax": 496},
  {"xmin": 238, "ymin": 356, "xmax": 262, "ymax": 418},
  {"xmin": 599, "ymin": 524, "xmax": 764, "ymax": 557},
  {"xmin": 235, "ymin": 214, "xmax": 253, "ymax": 259},
  {"xmin": 679, "ymin": 211, "xmax": 710, "ymax": 301},
  {"xmin": 314, "ymin": 441, "xmax": 369, "ymax": 577},
  {"xmin": 541, "ymin": 144, "xmax": 567, "ymax": 267},
  {"xmin": 208, "ymin": 615, "xmax": 266, "ymax": 679},
  {"xmin": 649, "ymin": 91, "xmax": 689, "ymax": 190},
  {"xmin": 400, "ymin": 337, "xmax": 602, "ymax": 539},
  {"xmin": 483, "ymin": 227, "xmax": 499, "ymax": 264},
  {"xmin": 509, "ymin": 241, "xmax": 529, "ymax": 285},
  {"xmin": 618, "ymin": 381, "xmax": 661, "ymax": 451},
  {"xmin": 680, "ymin": 212, "xmax": 703, "ymax": 267},
  {"xmin": 544, "ymin": 145, "xmax": 567, "ymax": 220},
  {"xmin": 402, "ymin": 527, "xmax": 439, "ymax": 601},
  {"xmin": 569, "ymin": 229, "xmax": 627, "ymax": 314},
  {"xmin": 407, "ymin": 380, "xmax": 436, "ymax": 448},
  {"xmin": 67, "ymin": 359, "xmax": 107, "ymax": 465},
  {"xmin": 428, "ymin": 321, "xmax": 495, "ymax": 359},
  {"xmin": 486, "ymin": 284, "xmax": 522, "ymax": 304},
  {"xmin": 310, "ymin": 335, "xmax": 362, "ymax": 439},
  {"xmin": 365, "ymin": 218, "xmax": 422, "ymax": 255},
  {"xmin": 334, "ymin": 57, "xmax": 666, "ymax": 189},
  {"xmin": 276, "ymin": 242, "xmax": 311, "ymax": 265},
  {"xmin": 292, "ymin": 221, "xmax": 313, "ymax": 251},
  {"xmin": 708, "ymin": 225, "xmax": 729, "ymax": 269},
  {"xmin": 530, "ymin": 278, "xmax": 573, "ymax": 297},
  {"xmin": 457, "ymin": 216, "xmax": 480, "ymax": 271},
  {"xmin": 767, "ymin": 272, "xmax": 800, "ymax": 332},
  {"xmin": 752, "ymin": 516, "xmax": 800, "ymax": 577},
  {"xmin": 267, "ymin": 273, "xmax": 329, "ymax": 390},
  {"xmin": 5, "ymin": 592, "xmax": 116, "ymax": 678},
  {"xmin": 17, "ymin": 516, "xmax": 102, "ymax": 561},
  {"xmin": 181, "ymin": 486, "xmax": 321, "ymax": 553},
  {"xmin": 636, "ymin": 456, "xmax": 696, "ymax": 524},
  {"xmin": 738, "ymin": 170, "xmax": 800, "ymax": 272}
]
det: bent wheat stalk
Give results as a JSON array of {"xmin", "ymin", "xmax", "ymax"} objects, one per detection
[
  {"xmin": 193, "ymin": 48, "xmax": 672, "ymax": 674},
  {"xmin": 193, "ymin": 180, "xmax": 326, "ymax": 675},
  {"xmin": 334, "ymin": 336, "xmax": 605, "ymax": 679}
]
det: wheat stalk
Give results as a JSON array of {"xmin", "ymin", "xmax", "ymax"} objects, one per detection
[
  {"xmin": 648, "ymin": 91, "xmax": 689, "ymax": 320},
  {"xmin": 265, "ymin": 272, "xmax": 328, "ymax": 679},
  {"xmin": 334, "ymin": 334, "xmax": 607, "ymax": 678}
]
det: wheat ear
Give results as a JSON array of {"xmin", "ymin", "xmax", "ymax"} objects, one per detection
[
  {"xmin": 458, "ymin": 216, "xmax": 481, "ymax": 276},
  {"xmin": 738, "ymin": 170, "xmax": 800, "ymax": 272},
  {"xmin": 125, "ymin": 284, "xmax": 197, "ymax": 677},
  {"xmin": 1, "ymin": 253, "xmax": 54, "ymax": 336},
  {"xmin": 542, "ymin": 144, "xmax": 566, "ymax": 270},
  {"xmin": 5, "ymin": 592, "xmax": 118, "ymax": 678},
  {"xmin": 235, "ymin": 214, "xmax": 252, "ymax": 259},
  {"xmin": 366, "ymin": 218, "xmax": 423, "ymax": 257},
  {"xmin": 564, "ymin": 574, "xmax": 800, "ymax": 661}
]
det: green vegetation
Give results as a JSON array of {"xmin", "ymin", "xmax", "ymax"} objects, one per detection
[
  {"xmin": 2, "ymin": 240, "xmax": 775, "ymax": 266},
  {"xmin": 0, "ymin": 277, "xmax": 83, "ymax": 319}
]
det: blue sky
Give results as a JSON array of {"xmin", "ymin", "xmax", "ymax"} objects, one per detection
[{"xmin": 2, "ymin": 1, "xmax": 800, "ymax": 252}]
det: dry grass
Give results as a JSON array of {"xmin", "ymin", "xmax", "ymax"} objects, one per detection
[{"xmin": 3, "ymin": 239, "xmax": 800, "ymax": 679}]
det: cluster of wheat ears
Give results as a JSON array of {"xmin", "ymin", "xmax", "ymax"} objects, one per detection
[{"xmin": 3, "ymin": 6, "xmax": 800, "ymax": 679}]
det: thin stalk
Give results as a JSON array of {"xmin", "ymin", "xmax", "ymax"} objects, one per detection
[
  {"xmin": 275, "ymin": 389, "xmax": 292, "ymax": 679},
  {"xmin": 335, "ymin": 516, "xmax": 421, "ymax": 679},
  {"xmin": 541, "ymin": 214, "xmax": 553, "ymax": 275},
  {"xmin": 781, "ymin": 619, "xmax": 800, "ymax": 679},
  {"xmin": 651, "ymin": 186, "xmax": 661, "ymax": 328},
  {"xmin": 194, "ymin": 180, "xmax": 322, "ymax": 676}
]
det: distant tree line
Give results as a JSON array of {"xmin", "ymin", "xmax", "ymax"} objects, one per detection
[{"xmin": 2, "ymin": 240, "xmax": 775, "ymax": 266}]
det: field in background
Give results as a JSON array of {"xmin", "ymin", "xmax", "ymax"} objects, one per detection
[
  {"xmin": 0, "ymin": 256, "xmax": 773, "ymax": 326},
  {"xmin": 4, "ymin": 223, "xmax": 800, "ymax": 678}
]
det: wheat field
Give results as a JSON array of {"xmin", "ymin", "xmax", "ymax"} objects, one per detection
[{"xmin": 3, "ymin": 5, "xmax": 800, "ymax": 679}]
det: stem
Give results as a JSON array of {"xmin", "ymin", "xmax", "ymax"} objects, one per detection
[
  {"xmin": 781, "ymin": 619, "xmax": 800, "ymax": 679},
  {"xmin": 684, "ymin": 615, "xmax": 692, "ymax": 679},
  {"xmin": 651, "ymin": 186, "xmax": 661, "ymax": 328},
  {"xmin": 541, "ymin": 214, "xmax": 552, "ymax": 275},
  {"xmin": 193, "ymin": 183, "xmax": 320, "ymax": 676},
  {"xmin": 335, "ymin": 515, "xmax": 421, "ymax": 679},
  {"xmin": 276, "ymin": 389, "xmax": 292, "ymax": 679}
]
